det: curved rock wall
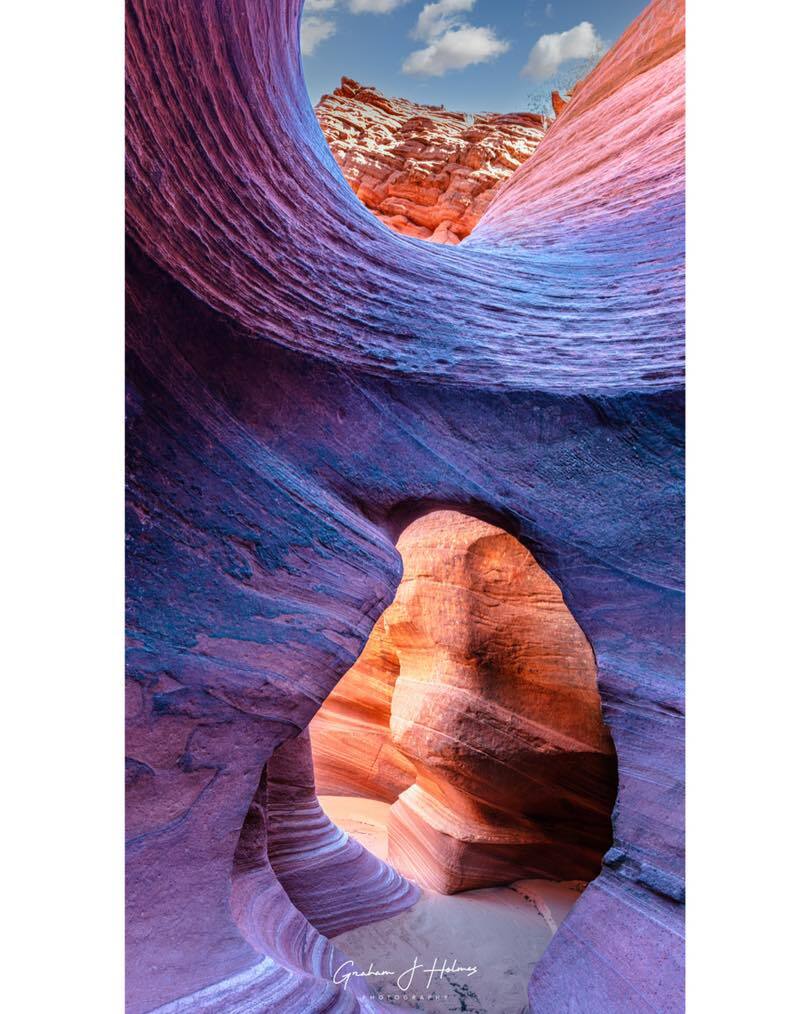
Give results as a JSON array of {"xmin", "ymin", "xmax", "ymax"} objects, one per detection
[
  {"xmin": 125, "ymin": 0, "xmax": 684, "ymax": 1010},
  {"xmin": 387, "ymin": 512, "xmax": 616, "ymax": 892},
  {"xmin": 263, "ymin": 728, "xmax": 418, "ymax": 937}
]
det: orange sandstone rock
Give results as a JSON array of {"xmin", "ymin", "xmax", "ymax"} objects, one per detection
[
  {"xmin": 310, "ymin": 616, "xmax": 416, "ymax": 803},
  {"xmin": 312, "ymin": 511, "xmax": 617, "ymax": 894},
  {"xmin": 316, "ymin": 79, "xmax": 547, "ymax": 244},
  {"xmin": 551, "ymin": 90, "xmax": 568, "ymax": 118}
]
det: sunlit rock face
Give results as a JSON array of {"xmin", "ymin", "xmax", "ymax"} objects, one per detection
[
  {"xmin": 316, "ymin": 78, "xmax": 547, "ymax": 244},
  {"xmin": 313, "ymin": 511, "xmax": 617, "ymax": 893},
  {"xmin": 125, "ymin": 0, "xmax": 684, "ymax": 1010},
  {"xmin": 388, "ymin": 512, "xmax": 616, "ymax": 892},
  {"xmin": 311, "ymin": 613, "xmax": 416, "ymax": 802}
]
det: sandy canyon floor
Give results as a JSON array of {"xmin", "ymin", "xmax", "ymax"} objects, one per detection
[{"xmin": 320, "ymin": 796, "xmax": 584, "ymax": 1014}]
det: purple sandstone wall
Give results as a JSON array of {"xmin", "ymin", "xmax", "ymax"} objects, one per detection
[{"xmin": 125, "ymin": 1, "xmax": 685, "ymax": 1011}]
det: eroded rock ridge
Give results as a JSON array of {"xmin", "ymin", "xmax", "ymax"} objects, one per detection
[{"xmin": 316, "ymin": 78, "xmax": 547, "ymax": 244}]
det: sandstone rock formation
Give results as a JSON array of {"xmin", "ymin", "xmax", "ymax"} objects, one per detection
[
  {"xmin": 261, "ymin": 729, "xmax": 418, "ymax": 937},
  {"xmin": 551, "ymin": 90, "xmax": 568, "ymax": 118},
  {"xmin": 310, "ymin": 614, "xmax": 416, "ymax": 802},
  {"xmin": 313, "ymin": 511, "xmax": 617, "ymax": 893},
  {"xmin": 316, "ymin": 78, "xmax": 547, "ymax": 244},
  {"xmin": 126, "ymin": 0, "xmax": 684, "ymax": 1010}
]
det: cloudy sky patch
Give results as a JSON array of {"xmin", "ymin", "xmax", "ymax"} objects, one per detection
[
  {"xmin": 521, "ymin": 20, "xmax": 603, "ymax": 80},
  {"xmin": 403, "ymin": 1, "xmax": 509, "ymax": 77},
  {"xmin": 299, "ymin": 1, "xmax": 645, "ymax": 113}
]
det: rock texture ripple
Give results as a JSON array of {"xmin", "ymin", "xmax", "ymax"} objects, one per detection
[{"xmin": 125, "ymin": 0, "xmax": 685, "ymax": 1010}]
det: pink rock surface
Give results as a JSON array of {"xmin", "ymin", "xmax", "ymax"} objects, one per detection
[
  {"xmin": 264, "ymin": 729, "xmax": 418, "ymax": 937},
  {"xmin": 316, "ymin": 78, "xmax": 547, "ymax": 244}
]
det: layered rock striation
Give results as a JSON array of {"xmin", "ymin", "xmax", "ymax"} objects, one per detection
[
  {"xmin": 262, "ymin": 728, "xmax": 418, "ymax": 937},
  {"xmin": 310, "ymin": 613, "xmax": 416, "ymax": 803},
  {"xmin": 313, "ymin": 511, "xmax": 617, "ymax": 893},
  {"xmin": 316, "ymin": 78, "xmax": 547, "ymax": 244},
  {"xmin": 126, "ymin": 0, "xmax": 685, "ymax": 1011}
]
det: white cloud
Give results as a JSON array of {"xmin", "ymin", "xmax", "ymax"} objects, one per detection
[
  {"xmin": 521, "ymin": 21, "xmax": 603, "ymax": 80},
  {"xmin": 349, "ymin": 0, "xmax": 411, "ymax": 12},
  {"xmin": 403, "ymin": 24, "xmax": 509, "ymax": 76},
  {"xmin": 300, "ymin": 14, "xmax": 337, "ymax": 56},
  {"xmin": 301, "ymin": 0, "xmax": 412, "ymax": 58},
  {"xmin": 413, "ymin": 0, "xmax": 475, "ymax": 41}
]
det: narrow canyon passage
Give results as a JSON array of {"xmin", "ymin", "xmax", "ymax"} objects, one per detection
[{"xmin": 307, "ymin": 510, "xmax": 618, "ymax": 1011}]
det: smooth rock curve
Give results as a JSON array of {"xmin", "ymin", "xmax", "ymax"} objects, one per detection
[{"xmin": 125, "ymin": 0, "xmax": 685, "ymax": 1010}]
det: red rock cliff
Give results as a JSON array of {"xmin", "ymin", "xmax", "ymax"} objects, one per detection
[{"xmin": 316, "ymin": 78, "xmax": 547, "ymax": 244}]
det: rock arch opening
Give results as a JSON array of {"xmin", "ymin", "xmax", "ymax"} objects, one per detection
[
  {"xmin": 313, "ymin": 510, "xmax": 617, "ymax": 890},
  {"xmin": 298, "ymin": 509, "xmax": 618, "ymax": 1009},
  {"xmin": 230, "ymin": 510, "xmax": 618, "ymax": 1007}
]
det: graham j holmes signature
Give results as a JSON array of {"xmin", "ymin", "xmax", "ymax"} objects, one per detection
[{"xmin": 334, "ymin": 957, "xmax": 478, "ymax": 992}]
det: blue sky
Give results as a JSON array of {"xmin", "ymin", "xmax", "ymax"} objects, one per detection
[{"xmin": 301, "ymin": 1, "xmax": 648, "ymax": 113}]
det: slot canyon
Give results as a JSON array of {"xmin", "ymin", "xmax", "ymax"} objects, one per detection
[{"xmin": 125, "ymin": 0, "xmax": 685, "ymax": 1011}]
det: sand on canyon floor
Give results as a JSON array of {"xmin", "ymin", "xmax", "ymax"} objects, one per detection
[{"xmin": 319, "ymin": 795, "xmax": 584, "ymax": 1014}]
